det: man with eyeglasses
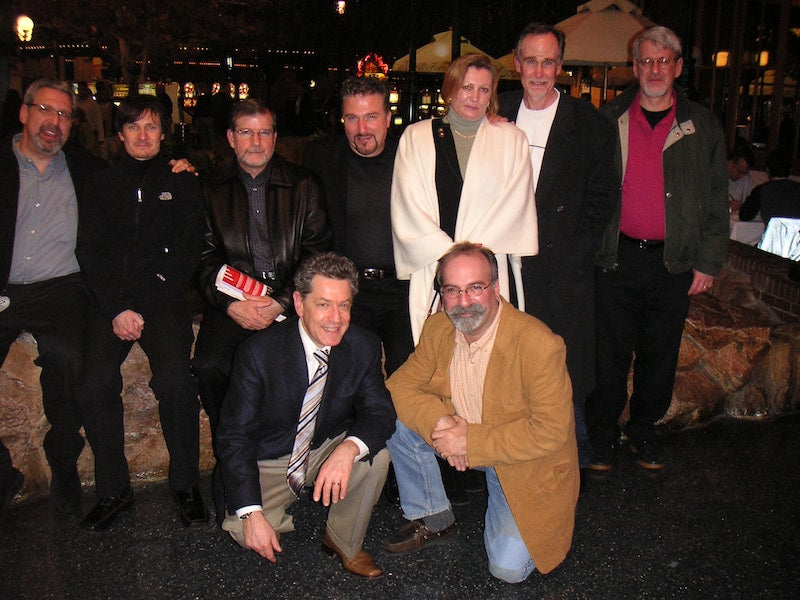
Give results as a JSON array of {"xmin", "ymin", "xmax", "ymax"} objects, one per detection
[
  {"xmin": 498, "ymin": 23, "xmax": 618, "ymax": 470},
  {"xmin": 75, "ymin": 94, "xmax": 206, "ymax": 531},
  {"xmin": 586, "ymin": 26, "xmax": 728, "ymax": 472},
  {"xmin": 303, "ymin": 77, "xmax": 413, "ymax": 378},
  {"xmin": 0, "ymin": 78, "xmax": 107, "ymax": 522},
  {"xmin": 193, "ymin": 98, "xmax": 330, "ymax": 523},
  {"xmin": 384, "ymin": 242, "xmax": 579, "ymax": 583}
]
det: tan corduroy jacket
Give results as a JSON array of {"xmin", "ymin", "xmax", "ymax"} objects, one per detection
[{"xmin": 387, "ymin": 299, "xmax": 579, "ymax": 574}]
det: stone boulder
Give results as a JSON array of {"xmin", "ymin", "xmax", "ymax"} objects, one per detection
[{"xmin": 1, "ymin": 323, "xmax": 214, "ymax": 503}]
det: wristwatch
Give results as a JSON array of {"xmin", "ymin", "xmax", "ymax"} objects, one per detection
[{"xmin": 240, "ymin": 511, "xmax": 257, "ymax": 520}]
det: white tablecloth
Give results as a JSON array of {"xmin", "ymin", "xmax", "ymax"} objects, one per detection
[{"xmin": 730, "ymin": 215, "xmax": 765, "ymax": 245}]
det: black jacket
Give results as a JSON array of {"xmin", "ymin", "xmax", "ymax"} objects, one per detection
[
  {"xmin": 196, "ymin": 154, "xmax": 330, "ymax": 314},
  {"xmin": 0, "ymin": 138, "xmax": 106, "ymax": 291},
  {"xmin": 76, "ymin": 154, "xmax": 204, "ymax": 319},
  {"xmin": 498, "ymin": 90, "xmax": 618, "ymax": 399},
  {"xmin": 303, "ymin": 134, "xmax": 398, "ymax": 259},
  {"xmin": 216, "ymin": 317, "xmax": 396, "ymax": 511}
]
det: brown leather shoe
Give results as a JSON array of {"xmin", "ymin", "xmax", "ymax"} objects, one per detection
[
  {"xmin": 384, "ymin": 519, "xmax": 459, "ymax": 554},
  {"xmin": 322, "ymin": 530, "xmax": 383, "ymax": 579}
]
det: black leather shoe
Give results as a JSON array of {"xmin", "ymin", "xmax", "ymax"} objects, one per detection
[
  {"xmin": 173, "ymin": 486, "xmax": 208, "ymax": 527},
  {"xmin": 1, "ymin": 469, "xmax": 24, "ymax": 524},
  {"xmin": 630, "ymin": 438, "xmax": 665, "ymax": 470},
  {"xmin": 81, "ymin": 487, "xmax": 134, "ymax": 531},
  {"xmin": 50, "ymin": 468, "xmax": 82, "ymax": 515}
]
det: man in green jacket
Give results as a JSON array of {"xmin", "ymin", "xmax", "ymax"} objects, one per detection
[{"xmin": 586, "ymin": 26, "xmax": 728, "ymax": 472}]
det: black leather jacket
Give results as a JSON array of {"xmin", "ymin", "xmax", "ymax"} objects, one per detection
[{"xmin": 196, "ymin": 154, "xmax": 330, "ymax": 314}]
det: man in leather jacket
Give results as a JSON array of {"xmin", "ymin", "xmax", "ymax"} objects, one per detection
[{"xmin": 192, "ymin": 99, "xmax": 330, "ymax": 522}]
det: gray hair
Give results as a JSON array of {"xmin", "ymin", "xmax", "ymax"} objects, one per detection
[
  {"xmin": 632, "ymin": 26, "xmax": 682, "ymax": 61},
  {"xmin": 294, "ymin": 252, "xmax": 359, "ymax": 297},
  {"xmin": 23, "ymin": 78, "xmax": 76, "ymax": 112}
]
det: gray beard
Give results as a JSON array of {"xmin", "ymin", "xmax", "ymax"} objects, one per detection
[{"xmin": 447, "ymin": 303, "xmax": 487, "ymax": 335}]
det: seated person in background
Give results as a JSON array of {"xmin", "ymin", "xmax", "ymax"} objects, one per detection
[
  {"xmin": 727, "ymin": 144, "xmax": 755, "ymax": 211},
  {"xmin": 739, "ymin": 148, "xmax": 800, "ymax": 224},
  {"xmin": 216, "ymin": 252, "xmax": 395, "ymax": 578}
]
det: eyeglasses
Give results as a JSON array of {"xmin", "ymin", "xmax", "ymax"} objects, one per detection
[
  {"xmin": 234, "ymin": 128, "xmax": 274, "ymax": 139},
  {"xmin": 26, "ymin": 103, "xmax": 73, "ymax": 121},
  {"xmin": 636, "ymin": 56, "xmax": 677, "ymax": 68},
  {"xmin": 440, "ymin": 283, "xmax": 492, "ymax": 299}
]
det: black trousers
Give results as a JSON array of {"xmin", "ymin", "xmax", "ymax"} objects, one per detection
[
  {"xmin": 350, "ymin": 278, "xmax": 414, "ymax": 377},
  {"xmin": 586, "ymin": 238, "xmax": 693, "ymax": 445},
  {"xmin": 0, "ymin": 274, "xmax": 87, "ymax": 484},
  {"xmin": 192, "ymin": 310, "xmax": 254, "ymax": 440},
  {"xmin": 79, "ymin": 301, "xmax": 200, "ymax": 497},
  {"xmin": 192, "ymin": 309, "xmax": 256, "ymax": 523}
]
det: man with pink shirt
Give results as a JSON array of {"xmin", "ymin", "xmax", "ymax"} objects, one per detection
[{"xmin": 586, "ymin": 26, "xmax": 728, "ymax": 471}]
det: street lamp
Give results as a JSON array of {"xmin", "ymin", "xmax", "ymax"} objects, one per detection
[
  {"xmin": 15, "ymin": 15, "xmax": 34, "ymax": 42},
  {"xmin": 335, "ymin": 1, "xmax": 346, "ymax": 15}
]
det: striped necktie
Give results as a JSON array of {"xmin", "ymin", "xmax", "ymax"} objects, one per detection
[{"xmin": 287, "ymin": 348, "xmax": 329, "ymax": 495}]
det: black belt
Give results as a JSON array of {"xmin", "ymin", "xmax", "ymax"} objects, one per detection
[
  {"xmin": 619, "ymin": 232, "xmax": 665, "ymax": 249},
  {"xmin": 359, "ymin": 267, "xmax": 395, "ymax": 280}
]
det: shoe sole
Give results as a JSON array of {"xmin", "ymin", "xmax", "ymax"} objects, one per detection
[
  {"xmin": 630, "ymin": 445, "xmax": 665, "ymax": 470},
  {"xmin": 587, "ymin": 462, "xmax": 614, "ymax": 472}
]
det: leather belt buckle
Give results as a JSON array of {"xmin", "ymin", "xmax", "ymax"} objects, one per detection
[
  {"xmin": 362, "ymin": 268, "xmax": 385, "ymax": 280},
  {"xmin": 619, "ymin": 232, "xmax": 664, "ymax": 250}
]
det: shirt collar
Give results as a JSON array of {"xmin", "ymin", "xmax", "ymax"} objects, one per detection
[
  {"xmin": 298, "ymin": 319, "xmax": 331, "ymax": 360},
  {"xmin": 12, "ymin": 133, "xmax": 66, "ymax": 178}
]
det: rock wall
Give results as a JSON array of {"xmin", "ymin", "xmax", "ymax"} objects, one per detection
[
  {"xmin": 1, "ymin": 322, "xmax": 215, "ymax": 503},
  {"xmin": 2, "ymin": 265, "xmax": 798, "ymax": 503}
]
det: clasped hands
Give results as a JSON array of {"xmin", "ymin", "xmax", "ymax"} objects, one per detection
[
  {"xmin": 227, "ymin": 292, "xmax": 283, "ymax": 330},
  {"xmin": 431, "ymin": 414, "xmax": 469, "ymax": 471}
]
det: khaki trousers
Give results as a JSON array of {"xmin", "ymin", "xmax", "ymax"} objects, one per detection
[{"xmin": 223, "ymin": 433, "xmax": 390, "ymax": 558}]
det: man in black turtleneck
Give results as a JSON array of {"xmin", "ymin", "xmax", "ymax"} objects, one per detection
[{"xmin": 75, "ymin": 94, "xmax": 206, "ymax": 531}]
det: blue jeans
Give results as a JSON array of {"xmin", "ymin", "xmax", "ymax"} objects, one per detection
[{"xmin": 387, "ymin": 420, "xmax": 536, "ymax": 583}]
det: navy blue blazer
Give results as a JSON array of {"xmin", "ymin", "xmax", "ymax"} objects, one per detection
[{"xmin": 216, "ymin": 316, "xmax": 396, "ymax": 510}]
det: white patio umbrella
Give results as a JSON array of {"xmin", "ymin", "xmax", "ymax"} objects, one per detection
[
  {"xmin": 557, "ymin": 0, "xmax": 655, "ymax": 98},
  {"xmin": 392, "ymin": 30, "xmax": 492, "ymax": 73}
]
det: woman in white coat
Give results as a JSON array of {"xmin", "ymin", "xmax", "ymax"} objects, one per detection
[{"xmin": 391, "ymin": 53, "xmax": 538, "ymax": 343}]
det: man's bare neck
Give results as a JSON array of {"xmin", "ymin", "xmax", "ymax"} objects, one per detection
[{"xmin": 524, "ymin": 88, "xmax": 558, "ymax": 111}]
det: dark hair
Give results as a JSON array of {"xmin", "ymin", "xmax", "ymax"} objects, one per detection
[
  {"xmin": 728, "ymin": 145, "xmax": 755, "ymax": 168},
  {"xmin": 435, "ymin": 242, "xmax": 499, "ymax": 287},
  {"xmin": 766, "ymin": 148, "xmax": 793, "ymax": 178},
  {"xmin": 23, "ymin": 78, "xmax": 76, "ymax": 113},
  {"xmin": 115, "ymin": 94, "xmax": 169, "ymax": 134},
  {"xmin": 294, "ymin": 252, "xmax": 359, "ymax": 297},
  {"xmin": 340, "ymin": 77, "xmax": 390, "ymax": 113},
  {"xmin": 441, "ymin": 53, "xmax": 499, "ymax": 117},
  {"xmin": 514, "ymin": 23, "xmax": 566, "ymax": 62},
  {"xmin": 228, "ymin": 98, "xmax": 276, "ymax": 131}
]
